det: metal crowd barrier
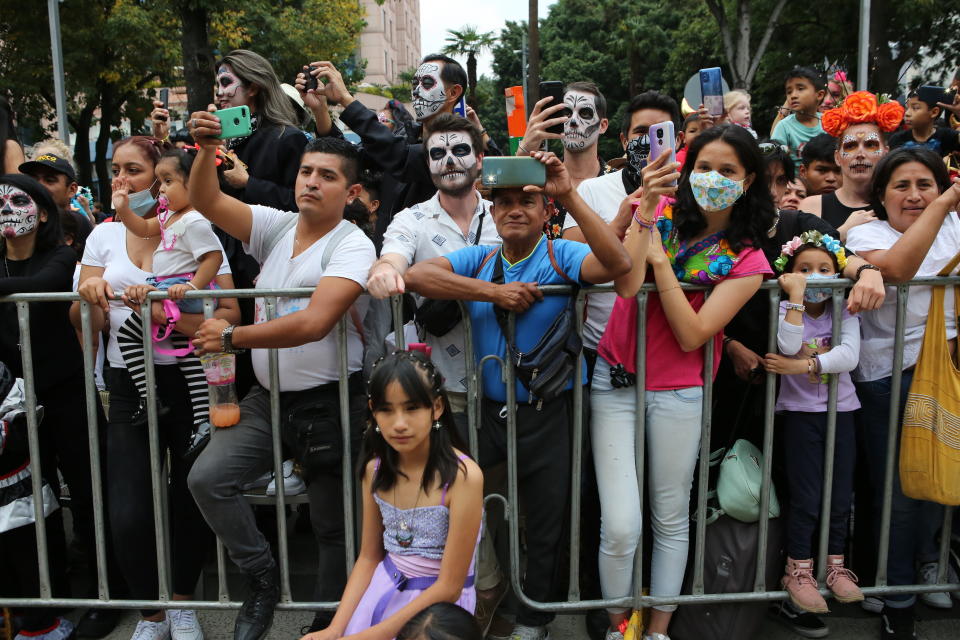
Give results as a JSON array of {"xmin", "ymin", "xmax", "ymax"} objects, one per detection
[{"xmin": 2, "ymin": 277, "xmax": 958, "ymax": 615}]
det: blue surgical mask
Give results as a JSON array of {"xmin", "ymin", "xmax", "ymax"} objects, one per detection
[
  {"xmin": 689, "ymin": 170, "xmax": 745, "ymax": 212},
  {"xmin": 127, "ymin": 181, "xmax": 158, "ymax": 217},
  {"xmin": 803, "ymin": 272, "xmax": 834, "ymax": 303}
]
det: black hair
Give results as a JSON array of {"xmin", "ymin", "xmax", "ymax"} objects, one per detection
[
  {"xmin": 785, "ymin": 67, "xmax": 825, "ymax": 93},
  {"xmin": 870, "ymin": 147, "xmax": 952, "ymax": 220},
  {"xmin": 343, "ymin": 199, "xmax": 374, "ymax": 238},
  {"xmin": 801, "ymin": 133, "xmax": 838, "ymax": 167},
  {"xmin": 421, "ymin": 54, "xmax": 468, "ymax": 96},
  {"xmin": 682, "ymin": 113, "xmax": 701, "ymax": 130},
  {"xmin": 0, "ymin": 96, "xmax": 21, "ymax": 161},
  {"xmin": 781, "ymin": 243, "xmax": 840, "ymax": 274},
  {"xmin": 363, "ymin": 351, "xmax": 469, "ymax": 495},
  {"xmin": 673, "ymin": 124, "xmax": 777, "ymax": 252},
  {"xmin": 0, "ymin": 173, "xmax": 63, "ymax": 253},
  {"xmin": 384, "ymin": 99, "xmax": 418, "ymax": 144},
  {"xmin": 424, "ymin": 113, "xmax": 483, "ymax": 155},
  {"xmin": 303, "ymin": 137, "xmax": 362, "ymax": 185},
  {"xmin": 159, "ymin": 148, "xmax": 196, "ymax": 181},
  {"xmin": 621, "ymin": 91, "xmax": 681, "ymax": 138},
  {"xmin": 564, "ymin": 81, "xmax": 608, "ymax": 119},
  {"xmin": 758, "ymin": 138, "xmax": 795, "ymax": 182},
  {"xmin": 59, "ymin": 207, "xmax": 85, "ymax": 261},
  {"xmin": 359, "ymin": 170, "xmax": 382, "ymax": 203},
  {"xmin": 397, "ymin": 603, "xmax": 483, "ymax": 640}
]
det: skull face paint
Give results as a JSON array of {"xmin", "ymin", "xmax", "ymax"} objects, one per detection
[
  {"xmin": 0, "ymin": 186, "xmax": 39, "ymax": 239},
  {"xmin": 411, "ymin": 63, "xmax": 447, "ymax": 122},
  {"xmin": 215, "ymin": 65, "xmax": 247, "ymax": 109},
  {"xmin": 839, "ymin": 131, "xmax": 883, "ymax": 157},
  {"xmin": 562, "ymin": 91, "xmax": 602, "ymax": 152},
  {"xmin": 837, "ymin": 124, "xmax": 886, "ymax": 179},
  {"xmin": 426, "ymin": 132, "xmax": 478, "ymax": 195}
]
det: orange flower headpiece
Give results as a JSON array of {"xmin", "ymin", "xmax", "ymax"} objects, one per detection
[{"xmin": 821, "ymin": 90, "xmax": 904, "ymax": 137}]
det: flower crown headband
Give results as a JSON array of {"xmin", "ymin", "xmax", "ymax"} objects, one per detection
[
  {"xmin": 774, "ymin": 230, "xmax": 847, "ymax": 273},
  {"xmin": 821, "ymin": 90, "xmax": 904, "ymax": 137}
]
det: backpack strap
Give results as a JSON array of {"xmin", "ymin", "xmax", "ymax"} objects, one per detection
[
  {"xmin": 546, "ymin": 239, "xmax": 575, "ymax": 284},
  {"xmin": 473, "ymin": 246, "xmax": 500, "ymax": 278},
  {"xmin": 319, "ymin": 223, "xmax": 366, "ymax": 345},
  {"xmin": 261, "ymin": 214, "xmax": 299, "ymax": 260}
]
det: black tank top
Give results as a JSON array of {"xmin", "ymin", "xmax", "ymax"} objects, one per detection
[{"xmin": 820, "ymin": 191, "xmax": 864, "ymax": 229}]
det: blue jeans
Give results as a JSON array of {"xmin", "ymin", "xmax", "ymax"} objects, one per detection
[
  {"xmin": 856, "ymin": 369, "xmax": 944, "ymax": 606},
  {"xmin": 146, "ymin": 275, "xmax": 217, "ymax": 314}
]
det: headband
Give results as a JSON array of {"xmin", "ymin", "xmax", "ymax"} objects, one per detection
[
  {"xmin": 774, "ymin": 230, "xmax": 847, "ymax": 273},
  {"xmin": 821, "ymin": 90, "xmax": 904, "ymax": 137}
]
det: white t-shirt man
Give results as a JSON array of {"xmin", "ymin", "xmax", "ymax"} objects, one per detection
[
  {"xmin": 846, "ymin": 213, "xmax": 960, "ymax": 382},
  {"xmin": 381, "ymin": 190, "xmax": 500, "ymax": 392},
  {"xmin": 562, "ymin": 170, "xmax": 627, "ymax": 350},
  {"xmin": 244, "ymin": 206, "xmax": 376, "ymax": 392}
]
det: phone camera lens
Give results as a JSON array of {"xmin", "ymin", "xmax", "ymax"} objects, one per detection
[{"xmin": 233, "ymin": 118, "xmax": 240, "ymax": 125}]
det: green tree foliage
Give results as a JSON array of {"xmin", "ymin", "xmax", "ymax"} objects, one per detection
[{"xmin": 442, "ymin": 26, "xmax": 497, "ymax": 105}]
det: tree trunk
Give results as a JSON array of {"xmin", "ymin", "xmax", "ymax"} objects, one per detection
[
  {"xmin": 734, "ymin": 0, "xmax": 750, "ymax": 88},
  {"xmin": 73, "ymin": 103, "xmax": 96, "ymax": 187},
  {"xmin": 527, "ymin": 0, "xmax": 540, "ymax": 114},
  {"xmin": 179, "ymin": 2, "xmax": 215, "ymax": 116},
  {"xmin": 467, "ymin": 52, "xmax": 478, "ymax": 106},
  {"xmin": 628, "ymin": 49, "xmax": 641, "ymax": 98},
  {"xmin": 95, "ymin": 85, "xmax": 115, "ymax": 210}
]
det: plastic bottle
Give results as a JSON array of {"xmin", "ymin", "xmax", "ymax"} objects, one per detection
[{"xmin": 200, "ymin": 353, "xmax": 240, "ymax": 427}]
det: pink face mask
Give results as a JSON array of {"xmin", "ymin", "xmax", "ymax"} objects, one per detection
[{"xmin": 0, "ymin": 185, "xmax": 39, "ymax": 239}]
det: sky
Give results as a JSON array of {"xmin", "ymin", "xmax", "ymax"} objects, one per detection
[{"xmin": 420, "ymin": 0, "xmax": 557, "ymax": 79}]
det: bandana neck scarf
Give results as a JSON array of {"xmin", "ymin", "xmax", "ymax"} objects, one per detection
[{"xmin": 226, "ymin": 112, "xmax": 260, "ymax": 151}]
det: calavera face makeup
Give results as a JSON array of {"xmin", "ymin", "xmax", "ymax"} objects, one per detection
[
  {"xmin": 412, "ymin": 62, "xmax": 447, "ymax": 122},
  {"xmin": 837, "ymin": 125, "xmax": 885, "ymax": 177},
  {"xmin": 0, "ymin": 186, "xmax": 39, "ymax": 239},
  {"xmin": 426, "ymin": 132, "xmax": 478, "ymax": 195},
  {"xmin": 562, "ymin": 91, "xmax": 602, "ymax": 152},
  {"xmin": 216, "ymin": 65, "xmax": 247, "ymax": 109}
]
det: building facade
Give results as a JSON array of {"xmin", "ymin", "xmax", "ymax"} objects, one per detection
[{"xmin": 358, "ymin": 0, "xmax": 421, "ymax": 86}]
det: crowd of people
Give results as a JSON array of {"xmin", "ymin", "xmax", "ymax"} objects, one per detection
[{"xmin": 1, "ymin": 46, "xmax": 960, "ymax": 640}]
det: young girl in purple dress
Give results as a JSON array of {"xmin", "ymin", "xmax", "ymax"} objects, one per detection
[{"xmin": 302, "ymin": 349, "xmax": 483, "ymax": 640}]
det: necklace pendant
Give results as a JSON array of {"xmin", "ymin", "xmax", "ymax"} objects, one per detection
[{"xmin": 395, "ymin": 520, "xmax": 414, "ymax": 548}]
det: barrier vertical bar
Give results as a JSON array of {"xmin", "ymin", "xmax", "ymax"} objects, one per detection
[
  {"xmin": 505, "ymin": 312, "xmax": 523, "ymax": 604},
  {"xmin": 936, "ymin": 507, "xmax": 954, "ymax": 584},
  {"xmin": 691, "ymin": 313, "xmax": 713, "ymax": 595},
  {"xmin": 567, "ymin": 289, "xmax": 586, "ymax": 601},
  {"xmin": 16, "ymin": 301, "xmax": 51, "ymax": 598},
  {"xmin": 754, "ymin": 287, "xmax": 780, "ymax": 590},
  {"xmin": 79, "ymin": 301, "xmax": 109, "ymax": 599},
  {"xmin": 265, "ymin": 297, "xmax": 292, "ymax": 601},
  {"xmin": 875, "ymin": 285, "xmax": 907, "ymax": 586},
  {"xmin": 140, "ymin": 298, "xmax": 170, "ymax": 600},
  {"xmin": 337, "ymin": 317, "xmax": 357, "ymax": 573},
  {"xmin": 459, "ymin": 301, "xmax": 480, "ymax": 458},
  {"xmin": 391, "ymin": 295, "xmax": 406, "ymax": 350},
  {"xmin": 632, "ymin": 290, "xmax": 648, "ymax": 605},
  {"xmin": 815, "ymin": 288, "xmax": 843, "ymax": 582}
]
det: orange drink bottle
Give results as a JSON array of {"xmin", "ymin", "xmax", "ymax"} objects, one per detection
[{"xmin": 200, "ymin": 353, "xmax": 240, "ymax": 427}]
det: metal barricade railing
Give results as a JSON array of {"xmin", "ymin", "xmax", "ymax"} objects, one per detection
[{"xmin": 1, "ymin": 277, "xmax": 958, "ymax": 613}]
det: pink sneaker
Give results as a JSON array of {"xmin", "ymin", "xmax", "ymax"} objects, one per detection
[
  {"xmin": 782, "ymin": 557, "xmax": 829, "ymax": 613},
  {"xmin": 826, "ymin": 555, "xmax": 864, "ymax": 603}
]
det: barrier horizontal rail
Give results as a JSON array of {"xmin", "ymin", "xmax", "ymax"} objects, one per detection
[{"xmin": 1, "ymin": 275, "xmax": 958, "ymax": 616}]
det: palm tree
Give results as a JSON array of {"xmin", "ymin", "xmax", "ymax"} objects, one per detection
[{"xmin": 441, "ymin": 25, "xmax": 497, "ymax": 104}]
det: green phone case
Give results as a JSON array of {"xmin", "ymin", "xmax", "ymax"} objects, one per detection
[
  {"xmin": 217, "ymin": 106, "xmax": 252, "ymax": 140},
  {"xmin": 481, "ymin": 157, "xmax": 547, "ymax": 188}
]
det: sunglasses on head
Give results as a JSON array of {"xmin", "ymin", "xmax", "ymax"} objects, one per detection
[{"xmin": 758, "ymin": 142, "xmax": 789, "ymax": 156}]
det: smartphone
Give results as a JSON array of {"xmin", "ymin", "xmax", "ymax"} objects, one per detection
[
  {"xmin": 649, "ymin": 121, "xmax": 677, "ymax": 186},
  {"xmin": 302, "ymin": 65, "xmax": 318, "ymax": 92},
  {"xmin": 481, "ymin": 156, "xmax": 546, "ymax": 189},
  {"xmin": 216, "ymin": 106, "xmax": 253, "ymax": 140},
  {"xmin": 453, "ymin": 95, "xmax": 467, "ymax": 118},
  {"xmin": 157, "ymin": 88, "xmax": 169, "ymax": 122},
  {"xmin": 700, "ymin": 67, "xmax": 724, "ymax": 117},
  {"xmin": 539, "ymin": 81, "xmax": 565, "ymax": 135}
]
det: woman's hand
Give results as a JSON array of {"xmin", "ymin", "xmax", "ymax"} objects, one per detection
[
  {"xmin": 778, "ymin": 272, "xmax": 807, "ymax": 299},
  {"xmin": 935, "ymin": 176, "xmax": 960, "ymax": 211},
  {"xmin": 122, "ymin": 284, "xmax": 159, "ymax": 314},
  {"xmin": 837, "ymin": 209, "xmax": 877, "ymax": 240},
  {"xmin": 726, "ymin": 339, "xmax": 764, "ymax": 382},
  {"xmin": 111, "ymin": 176, "xmax": 130, "ymax": 211},
  {"xmin": 847, "ymin": 267, "xmax": 885, "ymax": 312},
  {"xmin": 150, "ymin": 100, "xmax": 170, "ymax": 141},
  {"xmin": 763, "ymin": 353, "xmax": 808, "ymax": 375},
  {"xmin": 646, "ymin": 231, "xmax": 669, "ymax": 268},
  {"xmin": 222, "ymin": 158, "xmax": 249, "ymax": 188},
  {"xmin": 516, "ymin": 96, "xmax": 567, "ymax": 155},
  {"xmin": 295, "ymin": 64, "xmax": 327, "ymax": 111},
  {"xmin": 187, "ymin": 109, "xmax": 222, "ymax": 147},
  {"xmin": 638, "ymin": 150, "xmax": 680, "ymax": 215},
  {"xmin": 78, "ymin": 277, "xmax": 116, "ymax": 313}
]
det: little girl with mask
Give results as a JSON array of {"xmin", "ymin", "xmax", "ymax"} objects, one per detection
[{"xmin": 763, "ymin": 230, "xmax": 863, "ymax": 614}]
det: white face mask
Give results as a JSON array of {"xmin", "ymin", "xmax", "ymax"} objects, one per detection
[
  {"xmin": 562, "ymin": 91, "xmax": 602, "ymax": 152},
  {"xmin": 411, "ymin": 62, "xmax": 447, "ymax": 122},
  {"xmin": 426, "ymin": 131, "xmax": 478, "ymax": 195},
  {"xmin": 0, "ymin": 185, "xmax": 39, "ymax": 239}
]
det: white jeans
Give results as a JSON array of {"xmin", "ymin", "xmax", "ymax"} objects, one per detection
[{"xmin": 590, "ymin": 360, "xmax": 703, "ymax": 613}]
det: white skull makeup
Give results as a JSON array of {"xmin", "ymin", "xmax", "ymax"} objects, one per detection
[
  {"xmin": 216, "ymin": 66, "xmax": 245, "ymax": 108},
  {"xmin": 426, "ymin": 132, "xmax": 478, "ymax": 195},
  {"xmin": 839, "ymin": 131, "xmax": 883, "ymax": 157},
  {"xmin": 0, "ymin": 186, "xmax": 39, "ymax": 239},
  {"xmin": 838, "ymin": 129, "xmax": 885, "ymax": 178},
  {"xmin": 412, "ymin": 62, "xmax": 447, "ymax": 122},
  {"xmin": 562, "ymin": 91, "xmax": 602, "ymax": 152}
]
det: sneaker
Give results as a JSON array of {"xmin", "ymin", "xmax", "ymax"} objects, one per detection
[
  {"xmin": 509, "ymin": 624, "xmax": 549, "ymax": 640},
  {"xmin": 167, "ymin": 610, "xmax": 203, "ymax": 640},
  {"xmin": 783, "ymin": 557, "xmax": 830, "ymax": 613},
  {"xmin": 15, "ymin": 618, "xmax": 76, "ymax": 640},
  {"xmin": 862, "ymin": 596, "xmax": 884, "ymax": 614},
  {"xmin": 129, "ymin": 618, "xmax": 170, "ymax": 640},
  {"xmin": 474, "ymin": 580, "xmax": 508, "ymax": 637},
  {"xmin": 880, "ymin": 605, "xmax": 916, "ymax": 640},
  {"xmin": 265, "ymin": 460, "xmax": 306, "ymax": 496},
  {"xmin": 641, "ymin": 635, "xmax": 670, "ymax": 640},
  {"xmin": 604, "ymin": 618, "xmax": 629, "ymax": 640},
  {"xmin": 241, "ymin": 470, "xmax": 273, "ymax": 491},
  {"xmin": 918, "ymin": 561, "xmax": 954, "ymax": 609},
  {"xmin": 825, "ymin": 555, "xmax": 864, "ymax": 603},
  {"xmin": 768, "ymin": 601, "xmax": 829, "ymax": 639}
]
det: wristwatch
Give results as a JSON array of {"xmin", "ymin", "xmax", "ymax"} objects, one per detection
[
  {"xmin": 855, "ymin": 263, "xmax": 881, "ymax": 280},
  {"xmin": 220, "ymin": 324, "xmax": 246, "ymax": 354}
]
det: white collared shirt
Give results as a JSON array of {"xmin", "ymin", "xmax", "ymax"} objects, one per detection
[{"xmin": 382, "ymin": 190, "xmax": 501, "ymax": 392}]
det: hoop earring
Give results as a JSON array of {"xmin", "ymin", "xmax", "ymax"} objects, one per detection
[{"xmin": 432, "ymin": 420, "xmax": 442, "ymax": 431}]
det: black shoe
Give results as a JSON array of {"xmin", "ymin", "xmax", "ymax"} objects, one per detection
[
  {"xmin": 131, "ymin": 400, "xmax": 170, "ymax": 427},
  {"xmin": 880, "ymin": 605, "xmax": 916, "ymax": 640},
  {"xmin": 769, "ymin": 600, "xmax": 829, "ymax": 638},
  {"xmin": 234, "ymin": 565, "xmax": 280, "ymax": 640},
  {"xmin": 299, "ymin": 611, "xmax": 333, "ymax": 636},
  {"xmin": 76, "ymin": 608, "xmax": 122, "ymax": 639},
  {"xmin": 585, "ymin": 609, "xmax": 608, "ymax": 640}
]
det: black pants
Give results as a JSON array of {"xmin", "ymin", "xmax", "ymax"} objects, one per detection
[
  {"xmin": 0, "ymin": 514, "xmax": 66, "ymax": 632},
  {"xmin": 106, "ymin": 365, "xmax": 211, "ymax": 616},
  {"xmin": 478, "ymin": 392, "xmax": 572, "ymax": 627},
  {"xmin": 782, "ymin": 410, "xmax": 856, "ymax": 559}
]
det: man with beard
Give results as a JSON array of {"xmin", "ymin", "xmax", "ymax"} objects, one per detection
[
  {"xmin": 366, "ymin": 114, "xmax": 500, "ymax": 418},
  {"xmin": 517, "ymin": 82, "xmax": 610, "ymax": 238},
  {"xmin": 798, "ymin": 121, "xmax": 888, "ymax": 241}
]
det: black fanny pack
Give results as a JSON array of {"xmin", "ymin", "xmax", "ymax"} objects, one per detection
[{"xmin": 491, "ymin": 240, "xmax": 582, "ymax": 409}]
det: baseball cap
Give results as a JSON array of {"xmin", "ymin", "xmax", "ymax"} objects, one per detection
[{"xmin": 19, "ymin": 153, "xmax": 76, "ymax": 182}]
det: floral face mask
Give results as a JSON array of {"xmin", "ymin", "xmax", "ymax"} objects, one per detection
[{"xmin": 689, "ymin": 170, "xmax": 745, "ymax": 212}]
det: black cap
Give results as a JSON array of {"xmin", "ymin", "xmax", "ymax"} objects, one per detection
[{"xmin": 19, "ymin": 153, "xmax": 76, "ymax": 182}]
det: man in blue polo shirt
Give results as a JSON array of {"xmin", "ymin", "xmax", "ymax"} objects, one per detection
[{"xmin": 405, "ymin": 151, "xmax": 630, "ymax": 640}]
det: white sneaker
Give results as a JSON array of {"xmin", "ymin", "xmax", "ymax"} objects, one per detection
[
  {"xmin": 509, "ymin": 624, "xmax": 550, "ymax": 640},
  {"xmin": 15, "ymin": 617, "xmax": 75, "ymax": 640},
  {"xmin": 604, "ymin": 628, "xmax": 625, "ymax": 640},
  {"xmin": 241, "ymin": 470, "xmax": 273, "ymax": 491},
  {"xmin": 130, "ymin": 617, "xmax": 171, "ymax": 640},
  {"xmin": 266, "ymin": 460, "xmax": 306, "ymax": 496},
  {"xmin": 168, "ymin": 609, "xmax": 203, "ymax": 640},
  {"xmin": 861, "ymin": 595, "xmax": 884, "ymax": 613},
  {"xmin": 642, "ymin": 634, "xmax": 671, "ymax": 640},
  {"xmin": 918, "ymin": 561, "xmax": 954, "ymax": 609}
]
